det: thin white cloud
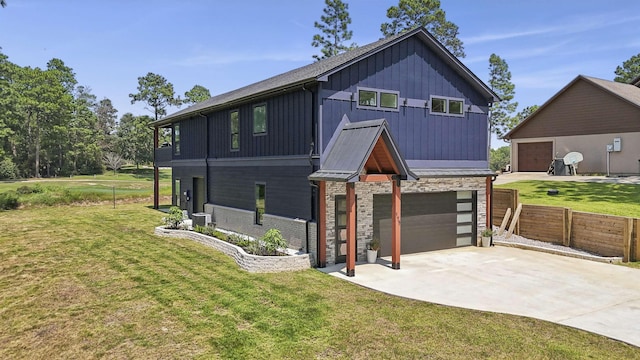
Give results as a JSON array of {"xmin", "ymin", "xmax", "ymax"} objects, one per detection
[
  {"xmin": 464, "ymin": 13, "xmax": 640, "ymax": 45},
  {"xmin": 174, "ymin": 50, "xmax": 313, "ymax": 67}
]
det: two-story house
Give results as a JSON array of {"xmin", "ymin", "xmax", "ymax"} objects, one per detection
[{"xmin": 153, "ymin": 27, "xmax": 498, "ymax": 276}]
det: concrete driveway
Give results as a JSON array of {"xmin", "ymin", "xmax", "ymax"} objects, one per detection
[{"xmin": 320, "ymin": 246, "xmax": 640, "ymax": 347}]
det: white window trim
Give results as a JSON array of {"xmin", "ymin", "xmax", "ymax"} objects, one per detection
[
  {"xmin": 356, "ymin": 87, "xmax": 400, "ymax": 112},
  {"xmin": 429, "ymin": 95, "xmax": 466, "ymax": 117}
]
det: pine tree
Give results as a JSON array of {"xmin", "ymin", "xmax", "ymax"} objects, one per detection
[
  {"xmin": 488, "ymin": 53, "xmax": 518, "ymax": 143},
  {"xmin": 381, "ymin": 0, "xmax": 465, "ymax": 58},
  {"xmin": 614, "ymin": 53, "xmax": 640, "ymax": 83},
  {"xmin": 311, "ymin": 0, "xmax": 356, "ymax": 61}
]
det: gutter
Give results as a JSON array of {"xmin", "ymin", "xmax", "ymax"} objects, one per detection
[{"xmin": 153, "ymin": 79, "xmax": 319, "ymax": 127}]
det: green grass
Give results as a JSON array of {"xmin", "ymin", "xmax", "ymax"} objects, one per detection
[
  {"xmin": 0, "ymin": 168, "xmax": 171, "ymax": 208},
  {"xmin": 0, "ymin": 203, "xmax": 638, "ymax": 359},
  {"xmin": 496, "ymin": 180, "xmax": 640, "ymax": 218}
]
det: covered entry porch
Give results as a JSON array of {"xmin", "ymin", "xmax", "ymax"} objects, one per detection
[{"xmin": 310, "ymin": 118, "xmax": 417, "ymax": 277}]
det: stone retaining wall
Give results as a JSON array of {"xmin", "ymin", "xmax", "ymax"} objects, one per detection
[{"xmin": 154, "ymin": 227, "xmax": 312, "ymax": 273}]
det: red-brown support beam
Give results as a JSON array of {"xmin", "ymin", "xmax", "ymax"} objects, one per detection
[
  {"xmin": 153, "ymin": 127, "xmax": 159, "ymax": 210},
  {"xmin": 391, "ymin": 177, "xmax": 401, "ymax": 269},
  {"xmin": 318, "ymin": 181, "xmax": 327, "ymax": 268},
  {"xmin": 346, "ymin": 182, "xmax": 356, "ymax": 277}
]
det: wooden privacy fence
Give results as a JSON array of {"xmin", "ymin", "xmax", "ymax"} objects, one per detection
[{"xmin": 493, "ymin": 189, "xmax": 639, "ymax": 262}]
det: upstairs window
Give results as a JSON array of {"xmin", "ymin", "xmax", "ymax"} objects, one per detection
[
  {"xmin": 358, "ymin": 90, "xmax": 377, "ymax": 107},
  {"xmin": 380, "ymin": 92, "xmax": 398, "ymax": 109},
  {"xmin": 430, "ymin": 96, "xmax": 465, "ymax": 117},
  {"xmin": 230, "ymin": 110, "xmax": 239, "ymax": 151},
  {"xmin": 253, "ymin": 104, "xmax": 267, "ymax": 135},
  {"xmin": 173, "ymin": 123, "xmax": 180, "ymax": 155},
  {"xmin": 357, "ymin": 87, "xmax": 400, "ymax": 111}
]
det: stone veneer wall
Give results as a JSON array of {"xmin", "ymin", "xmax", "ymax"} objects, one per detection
[
  {"xmin": 155, "ymin": 227, "xmax": 312, "ymax": 273},
  {"xmin": 324, "ymin": 177, "xmax": 487, "ymax": 265}
]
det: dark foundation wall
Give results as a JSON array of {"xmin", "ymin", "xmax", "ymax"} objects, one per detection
[
  {"xmin": 208, "ymin": 164, "xmax": 313, "ymax": 220},
  {"xmin": 172, "ymin": 164, "xmax": 207, "ymax": 214}
]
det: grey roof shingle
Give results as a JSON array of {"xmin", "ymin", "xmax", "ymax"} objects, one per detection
[{"xmin": 155, "ymin": 27, "xmax": 498, "ymax": 126}]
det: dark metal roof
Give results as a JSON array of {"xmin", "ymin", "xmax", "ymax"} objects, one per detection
[
  {"xmin": 309, "ymin": 119, "xmax": 417, "ymax": 182},
  {"xmin": 631, "ymin": 75, "xmax": 640, "ymax": 87},
  {"xmin": 504, "ymin": 75, "xmax": 640, "ymax": 140},
  {"xmin": 154, "ymin": 27, "xmax": 498, "ymax": 126}
]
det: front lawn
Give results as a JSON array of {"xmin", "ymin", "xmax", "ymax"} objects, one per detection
[
  {"xmin": 0, "ymin": 203, "xmax": 637, "ymax": 359},
  {"xmin": 495, "ymin": 180, "xmax": 640, "ymax": 218}
]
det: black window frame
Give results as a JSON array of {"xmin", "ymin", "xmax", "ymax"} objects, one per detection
[
  {"xmin": 253, "ymin": 103, "xmax": 267, "ymax": 135},
  {"xmin": 173, "ymin": 123, "xmax": 181, "ymax": 155},
  {"xmin": 230, "ymin": 109, "xmax": 239, "ymax": 151}
]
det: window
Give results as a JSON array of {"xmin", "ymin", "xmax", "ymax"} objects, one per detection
[
  {"xmin": 431, "ymin": 98, "xmax": 447, "ymax": 113},
  {"xmin": 230, "ymin": 110, "xmax": 239, "ymax": 150},
  {"xmin": 358, "ymin": 90, "xmax": 377, "ymax": 107},
  {"xmin": 255, "ymin": 183, "xmax": 265, "ymax": 225},
  {"xmin": 380, "ymin": 92, "xmax": 398, "ymax": 109},
  {"xmin": 449, "ymin": 100, "xmax": 464, "ymax": 115},
  {"xmin": 430, "ymin": 96, "xmax": 465, "ymax": 117},
  {"xmin": 173, "ymin": 123, "xmax": 180, "ymax": 155},
  {"xmin": 253, "ymin": 104, "xmax": 266, "ymax": 134},
  {"xmin": 357, "ymin": 87, "xmax": 400, "ymax": 111}
]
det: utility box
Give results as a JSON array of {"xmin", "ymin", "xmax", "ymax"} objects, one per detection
[
  {"xmin": 192, "ymin": 212, "xmax": 211, "ymax": 227},
  {"xmin": 613, "ymin": 137, "xmax": 622, "ymax": 152},
  {"xmin": 552, "ymin": 159, "xmax": 570, "ymax": 176}
]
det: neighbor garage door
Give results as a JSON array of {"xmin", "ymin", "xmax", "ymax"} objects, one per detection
[
  {"xmin": 373, "ymin": 192, "xmax": 476, "ymax": 257},
  {"xmin": 518, "ymin": 141, "xmax": 553, "ymax": 172}
]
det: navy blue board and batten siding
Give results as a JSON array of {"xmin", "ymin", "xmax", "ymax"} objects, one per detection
[
  {"xmin": 207, "ymin": 89, "xmax": 314, "ymax": 158},
  {"xmin": 320, "ymin": 36, "xmax": 489, "ymax": 163}
]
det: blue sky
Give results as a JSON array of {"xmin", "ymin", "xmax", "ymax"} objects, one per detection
[{"xmin": 1, "ymin": 0, "xmax": 639, "ymax": 147}]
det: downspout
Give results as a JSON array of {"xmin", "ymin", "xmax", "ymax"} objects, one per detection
[
  {"xmin": 304, "ymin": 82, "xmax": 321, "ymax": 267},
  {"xmin": 199, "ymin": 113, "xmax": 209, "ymax": 205},
  {"xmin": 153, "ymin": 126, "xmax": 159, "ymax": 209}
]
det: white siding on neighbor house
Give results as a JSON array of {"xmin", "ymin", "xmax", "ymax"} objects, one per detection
[{"xmin": 511, "ymin": 132, "xmax": 640, "ymax": 174}]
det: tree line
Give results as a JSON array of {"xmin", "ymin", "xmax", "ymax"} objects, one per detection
[{"xmin": 0, "ymin": 49, "xmax": 209, "ymax": 180}]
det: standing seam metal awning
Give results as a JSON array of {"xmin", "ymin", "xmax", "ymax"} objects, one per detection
[{"xmin": 308, "ymin": 118, "xmax": 417, "ymax": 182}]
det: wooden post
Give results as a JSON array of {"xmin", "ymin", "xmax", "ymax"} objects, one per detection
[
  {"xmin": 346, "ymin": 182, "xmax": 356, "ymax": 277},
  {"xmin": 391, "ymin": 177, "xmax": 401, "ymax": 270},
  {"xmin": 506, "ymin": 203, "xmax": 522, "ymax": 239},
  {"xmin": 563, "ymin": 208, "xmax": 572, "ymax": 247},
  {"xmin": 623, "ymin": 218, "xmax": 633, "ymax": 263},
  {"xmin": 318, "ymin": 181, "xmax": 327, "ymax": 268},
  {"xmin": 631, "ymin": 219, "xmax": 640, "ymax": 261},
  {"xmin": 498, "ymin": 208, "xmax": 511, "ymax": 236},
  {"xmin": 153, "ymin": 127, "xmax": 159, "ymax": 210}
]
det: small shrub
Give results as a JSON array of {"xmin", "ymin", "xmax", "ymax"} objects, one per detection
[
  {"xmin": 0, "ymin": 191, "xmax": 20, "ymax": 210},
  {"xmin": 194, "ymin": 224, "xmax": 216, "ymax": 237},
  {"xmin": 261, "ymin": 228, "xmax": 287, "ymax": 255},
  {"xmin": 16, "ymin": 184, "xmax": 44, "ymax": 195},
  {"xmin": 162, "ymin": 206, "xmax": 184, "ymax": 229},
  {"xmin": 0, "ymin": 158, "xmax": 19, "ymax": 180}
]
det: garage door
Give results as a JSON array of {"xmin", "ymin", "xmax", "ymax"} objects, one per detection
[
  {"xmin": 373, "ymin": 191, "xmax": 476, "ymax": 257},
  {"xmin": 518, "ymin": 142, "xmax": 552, "ymax": 172}
]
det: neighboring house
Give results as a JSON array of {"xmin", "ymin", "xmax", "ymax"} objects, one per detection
[
  {"xmin": 504, "ymin": 75, "xmax": 640, "ymax": 174},
  {"xmin": 152, "ymin": 27, "xmax": 498, "ymax": 276}
]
